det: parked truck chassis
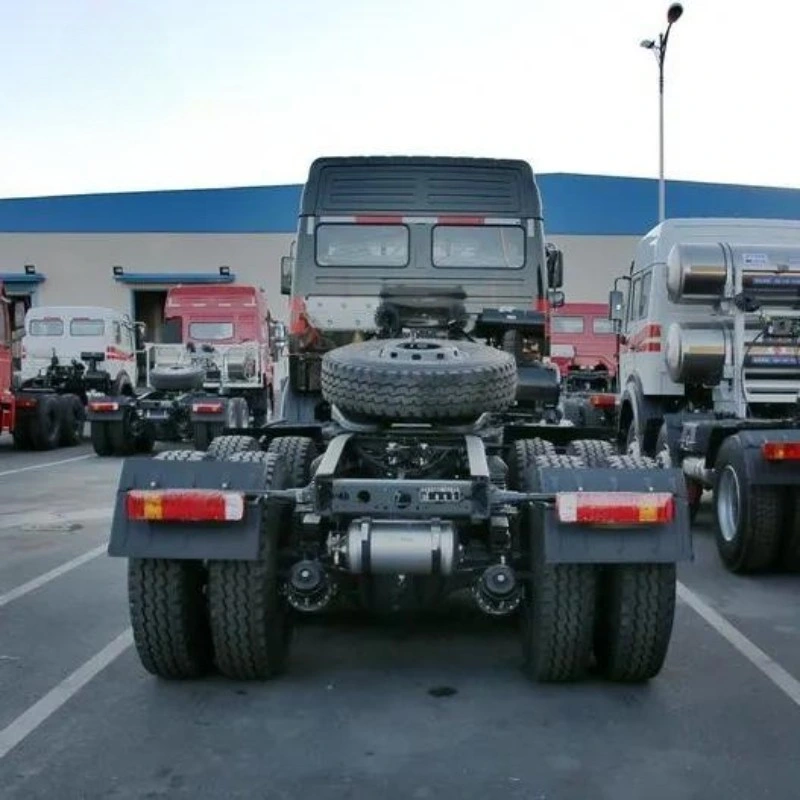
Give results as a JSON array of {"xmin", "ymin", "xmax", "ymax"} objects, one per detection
[
  {"xmin": 612, "ymin": 220, "xmax": 800, "ymax": 573},
  {"xmin": 106, "ymin": 156, "xmax": 693, "ymax": 685}
]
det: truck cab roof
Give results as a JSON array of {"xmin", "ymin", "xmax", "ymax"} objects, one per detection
[
  {"xmin": 166, "ymin": 285, "xmax": 263, "ymax": 310},
  {"xmin": 634, "ymin": 217, "xmax": 800, "ymax": 271},
  {"xmin": 26, "ymin": 306, "xmax": 131, "ymax": 323},
  {"xmin": 301, "ymin": 156, "xmax": 542, "ymax": 218}
]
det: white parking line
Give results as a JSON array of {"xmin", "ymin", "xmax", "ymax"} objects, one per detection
[
  {"xmin": 678, "ymin": 581, "xmax": 800, "ymax": 708},
  {"xmin": 0, "ymin": 628, "xmax": 133, "ymax": 760},
  {"xmin": 0, "ymin": 545, "xmax": 106, "ymax": 608},
  {"xmin": 0, "ymin": 454, "xmax": 94, "ymax": 478}
]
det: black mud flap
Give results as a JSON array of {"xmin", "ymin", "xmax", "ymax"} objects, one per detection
[
  {"xmin": 189, "ymin": 396, "xmax": 229, "ymax": 425},
  {"xmin": 108, "ymin": 457, "xmax": 270, "ymax": 561},
  {"xmin": 535, "ymin": 467, "xmax": 692, "ymax": 564},
  {"xmin": 86, "ymin": 396, "xmax": 136, "ymax": 423},
  {"xmin": 737, "ymin": 428, "xmax": 800, "ymax": 486}
]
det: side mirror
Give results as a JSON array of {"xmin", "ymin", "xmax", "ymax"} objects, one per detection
[
  {"xmin": 548, "ymin": 289, "xmax": 565, "ymax": 309},
  {"xmin": 545, "ymin": 243, "xmax": 564, "ymax": 289},
  {"xmin": 608, "ymin": 290, "xmax": 625, "ymax": 322},
  {"xmin": 280, "ymin": 256, "xmax": 294, "ymax": 296}
]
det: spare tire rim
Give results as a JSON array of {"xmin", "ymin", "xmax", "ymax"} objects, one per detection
[
  {"xmin": 717, "ymin": 465, "xmax": 741, "ymax": 544},
  {"xmin": 379, "ymin": 340, "xmax": 465, "ymax": 363}
]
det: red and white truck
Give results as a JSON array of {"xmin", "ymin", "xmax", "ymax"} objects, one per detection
[
  {"xmin": 550, "ymin": 302, "xmax": 618, "ymax": 392},
  {"xmin": 1, "ymin": 290, "xmax": 141, "ymax": 449},
  {"xmin": 87, "ymin": 284, "xmax": 280, "ymax": 454}
]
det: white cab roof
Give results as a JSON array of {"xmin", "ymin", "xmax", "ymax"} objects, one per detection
[
  {"xmin": 635, "ymin": 217, "xmax": 800, "ymax": 270},
  {"xmin": 26, "ymin": 306, "xmax": 129, "ymax": 321}
]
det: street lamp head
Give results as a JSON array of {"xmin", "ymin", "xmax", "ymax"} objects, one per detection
[
  {"xmin": 640, "ymin": 39, "xmax": 656, "ymax": 49},
  {"xmin": 667, "ymin": 3, "xmax": 683, "ymax": 24}
]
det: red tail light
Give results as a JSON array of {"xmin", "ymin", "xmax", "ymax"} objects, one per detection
[
  {"xmin": 89, "ymin": 401, "xmax": 119, "ymax": 412},
  {"xmin": 556, "ymin": 492, "xmax": 674, "ymax": 525},
  {"xmin": 590, "ymin": 394, "xmax": 617, "ymax": 408},
  {"xmin": 126, "ymin": 490, "xmax": 245, "ymax": 522},
  {"xmin": 15, "ymin": 397, "xmax": 37, "ymax": 409},
  {"xmin": 761, "ymin": 442, "xmax": 800, "ymax": 461},
  {"xmin": 192, "ymin": 402, "xmax": 224, "ymax": 414}
]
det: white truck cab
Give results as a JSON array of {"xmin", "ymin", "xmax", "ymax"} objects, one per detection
[
  {"xmin": 21, "ymin": 306, "xmax": 139, "ymax": 393},
  {"xmin": 610, "ymin": 218, "xmax": 800, "ymax": 574},
  {"xmin": 612, "ymin": 217, "xmax": 800, "ymax": 451}
]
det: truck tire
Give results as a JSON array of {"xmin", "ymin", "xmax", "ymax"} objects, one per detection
[
  {"xmin": 594, "ymin": 563, "xmax": 676, "ymax": 682},
  {"xmin": 592, "ymin": 448, "xmax": 677, "ymax": 681},
  {"xmin": 134, "ymin": 425, "xmax": 156, "ymax": 454},
  {"xmin": 128, "ymin": 559, "xmax": 213, "ymax": 680},
  {"xmin": 780, "ymin": 500, "xmax": 800, "ymax": 571},
  {"xmin": 58, "ymin": 394, "xmax": 85, "ymax": 446},
  {"xmin": 109, "ymin": 408, "xmax": 135, "ymax": 456},
  {"xmin": 606, "ymin": 454, "xmax": 658, "ymax": 470},
  {"xmin": 12, "ymin": 419, "xmax": 33, "ymax": 450},
  {"xmin": 155, "ymin": 449, "xmax": 207, "ymax": 463},
  {"xmin": 519, "ymin": 454, "xmax": 596, "ymax": 682},
  {"xmin": 149, "ymin": 364, "xmax": 206, "ymax": 393},
  {"xmin": 713, "ymin": 434, "xmax": 782, "ymax": 573},
  {"xmin": 321, "ymin": 338, "xmax": 517, "ymax": 421},
  {"xmin": 506, "ymin": 439, "xmax": 556, "ymax": 490},
  {"xmin": 207, "ymin": 451, "xmax": 293, "ymax": 680},
  {"xmin": 90, "ymin": 421, "xmax": 114, "ymax": 456},
  {"xmin": 30, "ymin": 394, "xmax": 62, "ymax": 450},
  {"xmin": 128, "ymin": 449, "xmax": 214, "ymax": 679},
  {"xmin": 193, "ymin": 422, "xmax": 225, "ymax": 452},
  {"xmin": 206, "ymin": 434, "xmax": 259, "ymax": 460},
  {"xmin": 566, "ymin": 439, "xmax": 615, "ymax": 467},
  {"xmin": 266, "ymin": 436, "xmax": 318, "ymax": 487}
]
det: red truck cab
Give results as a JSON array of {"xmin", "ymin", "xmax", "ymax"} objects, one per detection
[
  {"xmin": 550, "ymin": 302, "xmax": 617, "ymax": 389},
  {"xmin": 162, "ymin": 284, "xmax": 277, "ymax": 417},
  {"xmin": 0, "ymin": 283, "xmax": 14, "ymax": 436}
]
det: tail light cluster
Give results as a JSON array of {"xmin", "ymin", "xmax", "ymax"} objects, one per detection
[
  {"xmin": 761, "ymin": 442, "xmax": 800, "ymax": 461},
  {"xmin": 192, "ymin": 402, "xmax": 223, "ymax": 414},
  {"xmin": 589, "ymin": 394, "xmax": 617, "ymax": 408},
  {"xmin": 556, "ymin": 492, "xmax": 674, "ymax": 525},
  {"xmin": 126, "ymin": 490, "xmax": 245, "ymax": 522},
  {"xmin": 89, "ymin": 401, "xmax": 119, "ymax": 413}
]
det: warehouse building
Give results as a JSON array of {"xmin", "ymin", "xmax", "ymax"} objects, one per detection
[{"xmin": 2, "ymin": 172, "xmax": 800, "ymax": 342}]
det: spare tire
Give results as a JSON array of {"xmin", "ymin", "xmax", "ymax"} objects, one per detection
[
  {"xmin": 321, "ymin": 338, "xmax": 517, "ymax": 421},
  {"xmin": 150, "ymin": 364, "xmax": 206, "ymax": 392}
]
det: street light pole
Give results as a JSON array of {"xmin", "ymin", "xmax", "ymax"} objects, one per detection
[{"xmin": 641, "ymin": 3, "xmax": 684, "ymax": 224}]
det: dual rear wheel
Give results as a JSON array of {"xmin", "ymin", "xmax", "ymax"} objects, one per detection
[
  {"xmin": 128, "ymin": 435, "xmax": 317, "ymax": 680},
  {"xmin": 514, "ymin": 442, "xmax": 677, "ymax": 683}
]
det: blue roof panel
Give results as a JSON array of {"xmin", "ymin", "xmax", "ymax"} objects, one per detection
[{"xmin": 1, "ymin": 174, "xmax": 799, "ymax": 236}]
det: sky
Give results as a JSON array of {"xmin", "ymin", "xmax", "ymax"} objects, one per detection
[{"xmin": 0, "ymin": 0, "xmax": 796, "ymax": 198}]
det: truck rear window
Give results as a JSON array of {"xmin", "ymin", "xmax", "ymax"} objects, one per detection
[
  {"xmin": 316, "ymin": 224, "xmax": 409, "ymax": 267},
  {"xmin": 189, "ymin": 322, "xmax": 234, "ymax": 341},
  {"xmin": 432, "ymin": 225, "xmax": 524, "ymax": 269},
  {"xmin": 551, "ymin": 316, "xmax": 584, "ymax": 334},
  {"xmin": 28, "ymin": 318, "xmax": 64, "ymax": 336},
  {"xmin": 70, "ymin": 318, "xmax": 105, "ymax": 336}
]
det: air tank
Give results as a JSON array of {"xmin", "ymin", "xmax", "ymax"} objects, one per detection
[
  {"xmin": 666, "ymin": 242, "xmax": 728, "ymax": 303},
  {"xmin": 665, "ymin": 323, "xmax": 727, "ymax": 385}
]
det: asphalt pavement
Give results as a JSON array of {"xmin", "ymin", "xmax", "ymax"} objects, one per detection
[{"xmin": 0, "ymin": 434, "xmax": 798, "ymax": 800}]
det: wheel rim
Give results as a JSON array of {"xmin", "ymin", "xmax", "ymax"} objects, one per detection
[{"xmin": 717, "ymin": 465, "xmax": 741, "ymax": 544}]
